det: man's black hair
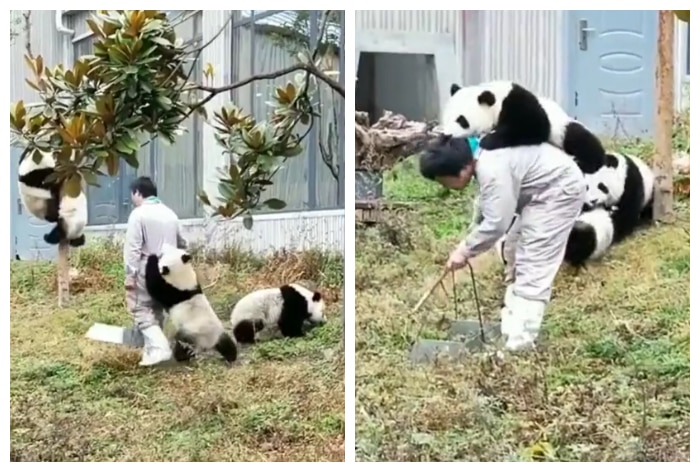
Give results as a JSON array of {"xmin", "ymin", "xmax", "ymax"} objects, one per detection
[
  {"xmin": 419, "ymin": 134, "xmax": 474, "ymax": 180},
  {"xmin": 129, "ymin": 176, "xmax": 158, "ymax": 198}
]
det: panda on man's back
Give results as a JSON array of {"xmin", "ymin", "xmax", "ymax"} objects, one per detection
[{"xmin": 442, "ymin": 81, "xmax": 606, "ymax": 174}]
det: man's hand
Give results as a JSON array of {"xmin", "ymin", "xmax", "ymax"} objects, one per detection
[{"xmin": 446, "ymin": 242, "xmax": 471, "ymax": 271}]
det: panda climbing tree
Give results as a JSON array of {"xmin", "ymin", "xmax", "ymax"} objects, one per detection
[{"xmin": 9, "ymin": 10, "xmax": 345, "ymax": 312}]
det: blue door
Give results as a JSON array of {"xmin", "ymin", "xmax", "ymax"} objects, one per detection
[
  {"xmin": 568, "ymin": 10, "xmax": 657, "ymax": 137},
  {"xmin": 86, "ymin": 160, "xmax": 136, "ymax": 226},
  {"xmin": 11, "ymin": 147, "xmax": 57, "ymax": 261}
]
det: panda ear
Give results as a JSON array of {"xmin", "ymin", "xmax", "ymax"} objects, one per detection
[
  {"xmin": 312, "ymin": 291, "xmax": 322, "ymax": 302},
  {"xmin": 477, "ymin": 90, "xmax": 496, "ymax": 107},
  {"xmin": 450, "ymin": 83, "xmax": 461, "ymax": 96},
  {"xmin": 181, "ymin": 253, "xmax": 191, "ymax": 264},
  {"xmin": 604, "ymin": 154, "xmax": 619, "ymax": 168}
]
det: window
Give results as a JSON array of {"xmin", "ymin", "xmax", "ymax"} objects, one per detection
[{"xmin": 70, "ymin": 11, "xmax": 203, "ymax": 225}]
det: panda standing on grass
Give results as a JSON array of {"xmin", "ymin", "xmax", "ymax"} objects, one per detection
[{"xmin": 419, "ymin": 135, "xmax": 586, "ymax": 351}]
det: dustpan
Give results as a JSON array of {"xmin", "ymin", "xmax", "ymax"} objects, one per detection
[
  {"xmin": 408, "ymin": 265, "xmax": 501, "ymax": 364},
  {"xmin": 85, "ymin": 323, "xmax": 145, "ymax": 348}
]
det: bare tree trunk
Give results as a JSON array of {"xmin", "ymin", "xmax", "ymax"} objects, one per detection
[
  {"xmin": 57, "ymin": 242, "xmax": 70, "ymax": 307},
  {"xmin": 653, "ymin": 11, "xmax": 675, "ymax": 223}
]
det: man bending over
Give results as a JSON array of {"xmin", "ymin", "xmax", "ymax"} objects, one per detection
[{"xmin": 419, "ymin": 136, "xmax": 585, "ymax": 351}]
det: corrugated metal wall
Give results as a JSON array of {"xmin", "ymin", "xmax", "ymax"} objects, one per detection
[
  {"xmin": 10, "ymin": 10, "xmax": 66, "ymax": 103},
  {"xmin": 355, "ymin": 10, "xmax": 566, "ymax": 121},
  {"xmin": 231, "ymin": 21, "xmax": 342, "ymax": 211},
  {"xmin": 475, "ymin": 10, "xmax": 565, "ymax": 103},
  {"xmin": 356, "ymin": 10, "xmax": 459, "ymax": 34},
  {"xmin": 355, "ymin": 10, "xmax": 461, "ymax": 122},
  {"xmin": 10, "ymin": 10, "xmax": 344, "ymax": 257}
]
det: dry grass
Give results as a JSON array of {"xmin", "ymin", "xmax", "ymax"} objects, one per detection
[
  {"xmin": 10, "ymin": 242, "xmax": 345, "ymax": 462},
  {"xmin": 355, "ymin": 136, "xmax": 690, "ymax": 461}
]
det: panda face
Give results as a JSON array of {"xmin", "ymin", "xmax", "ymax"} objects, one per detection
[
  {"xmin": 584, "ymin": 153, "xmax": 627, "ymax": 210},
  {"xmin": 440, "ymin": 81, "xmax": 514, "ymax": 138},
  {"xmin": 307, "ymin": 291, "xmax": 326, "ymax": 324},
  {"xmin": 157, "ymin": 243, "xmax": 198, "ymax": 291}
]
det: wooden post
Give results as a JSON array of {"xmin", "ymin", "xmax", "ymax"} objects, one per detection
[
  {"xmin": 57, "ymin": 241, "xmax": 70, "ymax": 307},
  {"xmin": 653, "ymin": 11, "xmax": 675, "ymax": 223}
]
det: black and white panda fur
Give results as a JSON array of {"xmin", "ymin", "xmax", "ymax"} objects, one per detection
[
  {"xmin": 17, "ymin": 151, "xmax": 88, "ymax": 247},
  {"xmin": 145, "ymin": 243, "xmax": 238, "ymax": 364},
  {"xmin": 230, "ymin": 284, "xmax": 326, "ymax": 344},
  {"xmin": 563, "ymin": 207, "xmax": 616, "ymax": 267},
  {"xmin": 582, "ymin": 151, "xmax": 655, "ymax": 243},
  {"xmin": 442, "ymin": 81, "xmax": 606, "ymax": 174},
  {"xmin": 524, "ymin": 152, "xmax": 653, "ymax": 268}
]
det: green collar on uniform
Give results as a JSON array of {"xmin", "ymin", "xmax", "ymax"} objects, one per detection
[{"xmin": 144, "ymin": 196, "xmax": 161, "ymax": 204}]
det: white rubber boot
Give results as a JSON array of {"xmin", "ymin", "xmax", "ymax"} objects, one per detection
[
  {"xmin": 139, "ymin": 326, "xmax": 173, "ymax": 366},
  {"xmin": 504, "ymin": 295, "xmax": 546, "ymax": 352},
  {"xmin": 500, "ymin": 285, "xmax": 517, "ymax": 340}
]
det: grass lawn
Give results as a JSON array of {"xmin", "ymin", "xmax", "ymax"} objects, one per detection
[
  {"xmin": 355, "ymin": 136, "xmax": 690, "ymax": 461},
  {"xmin": 10, "ymin": 243, "xmax": 345, "ymax": 461}
]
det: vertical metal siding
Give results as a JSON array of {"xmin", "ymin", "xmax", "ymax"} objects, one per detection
[
  {"xmin": 230, "ymin": 20, "xmax": 341, "ymax": 211},
  {"xmin": 355, "ymin": 10, "xmax": 566, "ymax": 118},
  {"xmin": 10, "ymin": 10, "xmax": 65, "ymax": 103},
  {"xmin": 355, "ymin": 10, "xmax": 461, "ymax": 122},
  {"xmin": 476, "ymin": 10, "xmax": 565, "ymax": 103},
  {"xmin": 356, "ymin": 10, "xmax": 458, "ymax": 34}
]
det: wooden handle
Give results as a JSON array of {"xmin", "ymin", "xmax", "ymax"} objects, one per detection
[{"xmin": 411, "ymin": 269, "xmax": 451, "ymax": 313}]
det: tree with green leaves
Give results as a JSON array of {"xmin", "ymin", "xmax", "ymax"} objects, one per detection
[{"xmin": 9, "ymin": 10, "xmax": 344, "ymax": 304}]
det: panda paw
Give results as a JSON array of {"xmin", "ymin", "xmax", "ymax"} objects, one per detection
[
  {"xmin": 69, "ymin": 235, "xmax": 86, "ymax": 248},
  {"xmin": 172, "ymin": 341, "xmax": 195, "ymax": 362},
  {"xmin": 43, "ymin": 229, "xmax": 60, "ymax": 245}
]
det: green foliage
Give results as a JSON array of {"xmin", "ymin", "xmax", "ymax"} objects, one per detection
[
  {"xmin": 201, "ymin": 73, "xmax": 315, "ymax": 219},
  {"xmin": 10, "ymin": 10, "xmax": 190, "ymax": 193},
  {"xmin": 10, "ymin": 10, "xmax": 344, "ymax": 222}
]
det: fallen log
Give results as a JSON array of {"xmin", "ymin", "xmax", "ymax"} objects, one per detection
[{"xmin": 355, "ymin": 110, "xmax": 441, "ymax": 171}]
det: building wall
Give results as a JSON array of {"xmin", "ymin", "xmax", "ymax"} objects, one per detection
[
  {"xmin": 472, "ymin": 10, "xmax": 565, "ymax": 103},
  {"xmin": 9, "ymin": 10, "xmax": 345, "ymax": 258},
  {"xmin": 356, "ymin": 10, "xmax": 689, "ymax": 125},
  {"xmin": 355, "ymin": 10, "xmax": 565, "ymax": 122}
]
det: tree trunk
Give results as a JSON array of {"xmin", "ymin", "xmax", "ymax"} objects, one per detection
[
  {"xmin": 653, "ymin": 11, "xmax": 675, "ymax": 223},
  {"xmin": 57, "ymin": 241, "xmax": 70, "ymax": 307}
]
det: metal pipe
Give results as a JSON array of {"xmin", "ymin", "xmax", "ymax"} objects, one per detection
[{"xmin": 55, "ymin": 10, "xmax": 75, "ymax": 36}]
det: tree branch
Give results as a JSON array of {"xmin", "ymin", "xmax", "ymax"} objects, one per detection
[
  {"xmin": 177, "ymin": 11, "xmax": 236, "ymax": 91},
  {"xmin": 185, "ymin": 62, "xmax": 344, "ymax": 120},
  {"xmin": 22, "ymin": 11, "xmax": 32, "ymax": 58}
]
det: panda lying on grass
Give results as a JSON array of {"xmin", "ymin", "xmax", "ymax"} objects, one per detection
[{"xmin": 230, "ymin": 283, "xmax": 327, "ymax": 344}]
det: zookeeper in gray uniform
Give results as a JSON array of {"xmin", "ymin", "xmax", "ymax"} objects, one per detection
[
  {"xmin": 123, "ymin": 176, "xmax": 188, "ymax": 367},
  {"xmin": 419, "ymin": 135, "xmax": 586, "ymax": 351}
]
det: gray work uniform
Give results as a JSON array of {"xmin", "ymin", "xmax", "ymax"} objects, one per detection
[
  {"xmin": 123, "ymin": 199, "xmax": 187, "ymax": 330},
  {"xmin": 461, "ymin": 143, "xmax": 586, "ymax": 303}
]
